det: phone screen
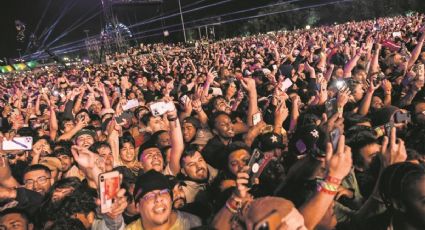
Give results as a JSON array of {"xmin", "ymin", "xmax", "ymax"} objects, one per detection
[
  {"xmin": 99, "ymin": 171, "xmax": 121, "ymax": 213},
  {"xmin": 252, "ymin": 112, "xmax": 262, "ymax": 126}
]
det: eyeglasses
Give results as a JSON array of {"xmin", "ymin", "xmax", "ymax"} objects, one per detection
[
  {"xmin": 141, "ymin": 189, "xmax": 170, "ymax": 202},
  {"xmin": 24, "ymin": 176, "xmax": 50, "ymax": 189}
]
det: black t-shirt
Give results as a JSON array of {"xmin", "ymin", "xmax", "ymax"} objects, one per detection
[{"xmin": 202, "ymin": 136, "xmax": 229, "ymax": 170}]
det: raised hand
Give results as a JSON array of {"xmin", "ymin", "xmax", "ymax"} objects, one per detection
[
  {"xmin": 240, "ymin": 77, "xmax": 256, "ymax": 94},
  {"xmin": 325, "ymin": 135, "xmax": 352, "ymax": 181},
  {"xmin": 206, "ymin": 67, "xmax": 218, "ymax": 84},
  {"xmin": 380, "ymin": 127, "xmax": 407, "ymax": 167}
]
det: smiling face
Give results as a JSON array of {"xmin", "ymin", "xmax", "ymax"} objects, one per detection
[
  {"xmin": 213, "ymin": 114, "xmax": 235, "ymax": 139},
  {"xmin": 138, "ymin": 189, "xmax": 172, "ymax": 227},
  {"xmin": 140, "ymin": 148, "xmax": 164, "ymax": 172},
  {"xmin": 76, "ymin": 134, "xmax": 95, "ymax": 148},
  {"xmin": 181, "ymin": 151, "xmax": 208, "ymax": 182},
  {"xmin": 120, "ymin": 142, "xmax": 136, "ymax": 163},
  {"xmin": 23, "ymin": 169, "xmax": 53, "ymax": 196},
  {"xmin": 182, "ymin": 122, "xmax": 197, "ymax": 143}
]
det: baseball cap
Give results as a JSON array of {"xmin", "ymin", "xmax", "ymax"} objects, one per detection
[{"xmin": 255, "ymin": 132, "xmax": 286, "ymax": 152}]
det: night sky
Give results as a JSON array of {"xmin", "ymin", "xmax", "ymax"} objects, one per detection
[{"xmin": 0, "ymin": 0, "xmax": 279, "ymax": 59}]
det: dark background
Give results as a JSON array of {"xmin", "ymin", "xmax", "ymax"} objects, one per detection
[{"xmin": 1, "ymin": 0, "xmax": 424, "ymax": 60}]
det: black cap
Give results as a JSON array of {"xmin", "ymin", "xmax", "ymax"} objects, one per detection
[
  {"xmin": 73, "ymin": 129, "xmax": 96, "ymax": 141},
  {"xmin": 256, "ymin": 132, "xmax": 285, "ymax": 152},
  {"xmin": 133, "ymin": 170, "xmax": 170, "ymax": 202}
]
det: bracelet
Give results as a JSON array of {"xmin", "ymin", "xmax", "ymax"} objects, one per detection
[
  {"xmin": 225, "ymin": 200, "xmax": 238, "ymax": 214},
  {"xmin": 326, "ymin": 175, "xmax": 342, "ymax": 185},
  {"xmin": 317, "ymin": 185, "xmax": 338, "ymax": 195},
  {"xmin": 320, "ymin": 181, "xmax": 339, "ymax": 192},
  {"xmin": 317, "ymin": 181, "xmax": 339, "ymax": 195}
]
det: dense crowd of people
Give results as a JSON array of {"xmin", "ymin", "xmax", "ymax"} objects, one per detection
[{"xmin": 0, "ymin": 12, "xmax": 425, "ymax": 230}]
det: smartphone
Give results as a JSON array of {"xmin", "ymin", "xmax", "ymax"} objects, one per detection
[
  {"xmin": 115, "ymin": 111, "xmax": 133, "ymax": 124},
  {"xmin": 330, "ymin": 129, "xmax": 340, "ymax": 151},
  {"xmin": 99, "ymin": 171, "xmax": 121, "ymax": 214},
  {"xmin": 279, "ymin": 78, "xmax": 293, "ymax": 92},
  {"xmin": 252, "ymin": 112, "xmax": 262, "ymax": 126},
  {"xmin": 394, "ymin": 111, "xmax": 411, "ymax": 123},
  {"xmin": 210, "ymin": 87, "xmax": 223, "ymax": 96},
  {"xmin": 122, "ymin": 99, "xmax": 139, "ymax": 111},
  {"xmin": 247, "ymin": 149, "xmax": 262, "ymax": 187},
  {"xmin": 392, "ymin": 32, "xmax": 402, "ymax": 38},
  {"xmin": 295, "ymin": 139, "xmax": 307, "ymax": 154},
  {"xmin": 384, "ymin": 122, "xmax": 394, "ymax": 137},
  {"xmin": 150, "ymin": 101, "xmax": 175, "ymax": 117},
  {"xmin": 2, "ymin": 137, "xmax": 33, "ymax": 151},
  {"xmin": 180, "ymin": 95, "xmax": 189, "ymax": 105},
  {"xmin": 334, "ymin": 79, "xmax": 348, "ymax": 92},
  {"xmin": 325, "ymin": 98, "xmax": 337, "ymax": 118}
]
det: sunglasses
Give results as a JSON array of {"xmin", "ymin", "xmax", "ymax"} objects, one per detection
[{"xmin": 6, "ymin": 152, "xmax": 26, "ymax": 160}]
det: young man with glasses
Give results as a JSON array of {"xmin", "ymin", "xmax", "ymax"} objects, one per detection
[
  {"xmin": 125, "ymin": 170, "xmax": 201, "ymax": 230},
  {"xmin": 22, "ymin": 164, "xmax": 54, "ymax": 196}
]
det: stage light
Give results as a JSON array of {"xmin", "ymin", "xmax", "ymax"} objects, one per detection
[{"xmin": 305, "ymin": 25, "xmax": 311, "ymax": 30}]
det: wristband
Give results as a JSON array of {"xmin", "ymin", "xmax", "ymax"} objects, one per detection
[
  {"xmin": 326, "ymin": 175, "xmax": 342, "ymax": 185},
  {"xmin": 225, "ymin": 200, "xmax": 238, "ymax": 214},
  {"xmin": 337, "ymin": 106, "xmax": 343, "ymax": 114},
  {"xmin": 317, "ymin": 181, "xmax": 339, "ymax": 195},
  {"xmin": 317, "ymin": 185, "xmax": 338, "ymax": 195},
  {"xmin": 320, "ymin": 181, "xmax": 339, "ymax": 192}
]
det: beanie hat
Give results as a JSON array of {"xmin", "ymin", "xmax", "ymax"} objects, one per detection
[{"xmin": 133, "ymin": 170, "xmax": 171, "ymax": 202}]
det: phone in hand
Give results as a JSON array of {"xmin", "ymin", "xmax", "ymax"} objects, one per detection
[
  {"xmin": 115, "ymin": 111, "xmax": 133, "ymax": 124},
  {"xmin": 279, "ymin": 78, "xmax": 293, "ymax": 92},
  {"xmin": 247, "ymin": 149, "xmax": 262, "ymax": 187},
  {"xmin": 252, "ymin": 112, "xmax": 262, "ymax": 126},
  {"xmin": 2, "ymin": 137, "xmax": 33, "ymax": 151},
  {"xmin": 325, "ymin": 98, "xmax": 337, "ymax": 118},
  {"xmin": 394, "ymin": 111, "xmax": 411, "ymax": 123},
  {"xmin": 180, "ymin": 95, "xmax": 189, "ymax": 105},
  {"xmin": 150, "ymin": 101, "xmax": 175, "ymax": 117},
  {"xmin": 122, "ymin": 99, "xmax": 139, "ymax": 111},
  {"xmin": 210, "ymin": 87, "xmax": 223, "ymax": 96},
  {"xmin": 392, "ymin": 32, "xmax": 402, "ymax": 38},
  {"xmin": 330, "ymin": 129, "xmax": 340, "ymax": 151},
  {"xmin": 99, "ymin": 171, "xmax": 121, "ymax": 214}
]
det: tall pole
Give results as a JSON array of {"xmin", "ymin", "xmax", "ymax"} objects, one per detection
[{"xmin": 178, "ymin": 0, "xmax": 187, "ymax": 43}]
